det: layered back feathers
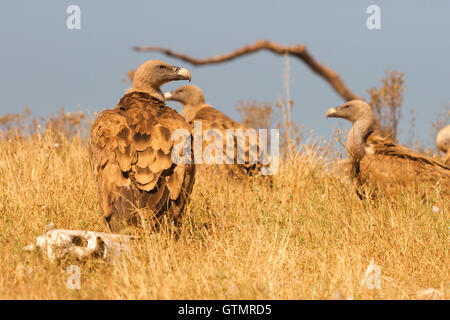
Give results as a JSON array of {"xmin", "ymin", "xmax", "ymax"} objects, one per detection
[
  {"xmin": 357, "ymin": 132, "xmax": 450, "ymax": 196},
  {"xmin": 89, "ymin": 91, "xmax": 195, "ymax": 231}
]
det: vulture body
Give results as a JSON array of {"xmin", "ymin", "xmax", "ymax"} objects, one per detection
[
  {"xmin": 164, "ymin": 85, "xmax": 272, "ymax": 179},
  {"xmin": 436, "ymin": 125, "xmax": 450, "ymax": 166},
  {"xmin": 326, "ymin": 100, "xmax": 450, "ymax": 197},
  {"xmin": 89, "ymin": 60, "xmax": 195, "ymax": 232}
]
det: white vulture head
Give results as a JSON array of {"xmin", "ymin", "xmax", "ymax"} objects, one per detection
[
  {"xmin": 164, "ymin": 85, "xmax": 205, "ymax": 107},
  {"xmin": 436, "ymin": 125, "xmax": 450, "ymax": 166},
  {"xmin": 325, "ymin": 100, "xmax": 374, "ymax": 123},
  {"xmin": 326, "ymin": 99, "xmax": 378, "ymax": 160},
  {"xmin": 132, "ymin": 60, "xmax": 191, "ymax": 100},
  {"xmin": 436, "ymin": 125, "xmax": 450, "ymax": 153}
]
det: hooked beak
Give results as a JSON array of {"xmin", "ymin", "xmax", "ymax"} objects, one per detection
[
  {"xmin": 326, "ymin": 107, "xmax": 338, "ymax": 118},
  {"xmin": 173, "ymin": 66, "xmax": 191, "ymax": 82},
  {"xmin": 164, "ymin": 91, "xmax": 174, "ymax": 100}
]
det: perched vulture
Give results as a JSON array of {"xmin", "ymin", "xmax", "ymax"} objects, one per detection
[
  {"xmin": 436, "ymin": 125, "xmax": 450, "ymax": 166},
  {"xmin": 89, "ymin": 60, "xmax": 195, "ymax": 232},
  {"xmin": 164, "ymin": 85, "xmax": 272, "ymax": 179},
  {"xmin": 326, "ymin": 100, "xmax": 450, "ymax": 197}
]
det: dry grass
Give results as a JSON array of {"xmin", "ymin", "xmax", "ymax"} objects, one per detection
[
  {"xmin": 0, "ymin": 121, "xmax": 448, "ymax": 300},
  {"xmin": 236, "ymin": 100, "xmax": 274, "ymax": 130}
]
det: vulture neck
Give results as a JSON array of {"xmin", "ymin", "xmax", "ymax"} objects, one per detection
[
  {"xmin": 181, "ymin": 104, "xmax": 208, "ymax": 122},
  {"xmin": 127, "ymin": 86, "xmax": 165, "ymax": 104},
  {"xmin": 347, "ymin": 114, "xmax": 377, "ymax": 161}
]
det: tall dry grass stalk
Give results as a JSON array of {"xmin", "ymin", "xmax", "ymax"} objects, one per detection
[
  {"xmin": 236, "ymin": 55, "xmax": 301, "ymax": 156},
  {"xmin": 0, "ymin": 114, "xmax": 447, "ymax": 299},
  {"xmin": 276, "ymin": 55, "xmax": 301, "ymax": 155}
]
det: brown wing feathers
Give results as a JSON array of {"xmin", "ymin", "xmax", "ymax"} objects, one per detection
[
  {"xmin": 193, "ymin": 106, "xmax": 267, "ymax": 177},
  {"xmin": 367, "ymin": 134, "xmax": 449, "ymax": 170},
  {"xmin": 358, "ymin": 133, "xmax": 450, "ymax": 195}
]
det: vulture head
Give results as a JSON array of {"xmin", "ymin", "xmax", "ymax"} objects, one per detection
[
  {"xmin": 132, "ymin": 60, "xmax": 191, "ymax": 100},
  {"xmin": 436, "ymin": 125, "xmax": 450, "ymax": 153},
  {"xmin": 164, "ymin": 85, "xmax": 205, "ymax": 107},
  {"xmin": 326, "ymin": 100, "xmax": 373, "ymax": 123},
  {"xmin": 326, "ymin": 100, "xmax": 378, "ymax": 160},
  {"xmin": 436, "ymin": 125, "xmax": 450, "ymax": 166}
]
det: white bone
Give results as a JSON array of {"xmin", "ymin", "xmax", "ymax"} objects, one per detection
[{"xmin": 24, "ymin": 225, "xmax": 135, "ymax": 262}]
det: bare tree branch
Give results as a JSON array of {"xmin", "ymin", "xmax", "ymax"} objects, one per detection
[{"xmin": 133, "ymin": 39, "xmax": 360, "ymax": 101}]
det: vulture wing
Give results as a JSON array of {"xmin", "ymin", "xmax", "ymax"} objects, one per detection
[
  {"xmin": 191, "ymin": 105, "xmax": 271, "ymax": 178},
  {"xmin": 356, "ymin": 133, "xmax": 450, "ymax": 195},
  {"xmin": 89, "ymin": 92, "xmax": 195, "ymax": 231}
]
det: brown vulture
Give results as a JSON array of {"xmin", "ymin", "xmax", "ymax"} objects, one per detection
[
  {"xmin": 326, "ymin": 100, "xmax": 450, "ymax": 197},
  {"xmin": 436, "ymin": 125, "xmax": 450, "ymax": 166},
  {"xmin": 164, "ymin": 85, "xmax": 272, "ymax": 179},
  {"xmin": 89, "ymin": 60, "xmax": 195, "ymax": 232}
]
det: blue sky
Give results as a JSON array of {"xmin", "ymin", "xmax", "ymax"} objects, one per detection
[{"xmin": 0, "ymin": 1, "xmax": 449, "ymax": 145}]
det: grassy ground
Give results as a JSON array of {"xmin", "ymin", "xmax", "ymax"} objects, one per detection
[{"xmin": 0, "ymin": 130, "xmax": 448, "ymax": 299}]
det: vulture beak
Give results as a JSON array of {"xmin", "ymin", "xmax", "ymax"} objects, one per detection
[
  {"xmin": 164, "ymin": 91, "xmax": 174, "ymax": 100},
  {"xmin": 173, "ymin": 66, "xmax": 191, "ymax": 82},
  {"xmin": 326, "ymin": 107, "xmax": 338, "ymax": 118}
]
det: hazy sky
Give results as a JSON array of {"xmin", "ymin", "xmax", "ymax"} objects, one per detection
[{"xmin": 0, "ymin": 1, "xmax": 449, "ymax": 145}]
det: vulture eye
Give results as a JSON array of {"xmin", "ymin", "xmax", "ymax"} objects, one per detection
[
  {"xmin": 343, "ymin": 105, "xmax": 350, "ymax": 109},
  {"xmin": 157, "ymin": 65, "xmax": 166, "ymax": 69}
]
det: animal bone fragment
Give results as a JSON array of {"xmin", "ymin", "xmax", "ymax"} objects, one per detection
[{"xmin": 24, "ymin": 224, "xmax": 135, "ymax": 262}]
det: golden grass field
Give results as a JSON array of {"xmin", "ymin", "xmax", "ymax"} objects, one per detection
[{"xmin": 0, "ymin": 128, "xmax": 448, "ymax": 300}]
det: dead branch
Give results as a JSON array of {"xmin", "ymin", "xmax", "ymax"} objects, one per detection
[{"xmin": 133, "ymin": 40, "xmax": 360, "ymax": 101}]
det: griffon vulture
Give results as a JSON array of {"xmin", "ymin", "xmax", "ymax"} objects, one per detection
[
  {"xmin": 89, "ymin": 60, "xmax": 195, "ymax": 232},
  {"xmin": 436, "ymin": 125, "xmax": 450, "ymax": 166},
  {"xmin": 326, "ymin": 100, "xmax": 450, "ymax": 196},
  {"xmin": 164, "ymin": 85, "xmax": 272, "ymax": 179}
]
